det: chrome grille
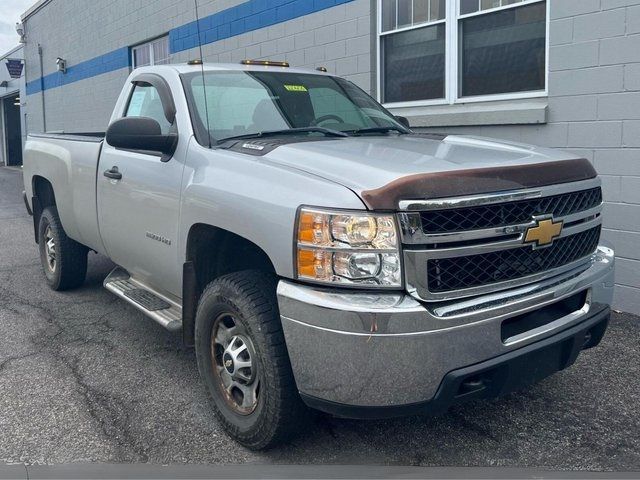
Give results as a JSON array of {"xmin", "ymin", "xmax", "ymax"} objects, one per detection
[
  {"xmin": 427, "ymin": 226, "xmax": 601, "ymax": 292},
  {"xmin": 420, "ymin": 188, "xmax": 602, "ymax": 234},
  {"xmin": 399, "ymin": 179, "xmax": 603, "ymax": 301}
]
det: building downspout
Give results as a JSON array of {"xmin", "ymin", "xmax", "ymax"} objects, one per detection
[{"xmin": 38, "ymin": 43, "xmax": 46, "ymax": 133}]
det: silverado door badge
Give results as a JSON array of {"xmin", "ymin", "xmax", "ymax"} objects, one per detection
[
  {"xmin": 524, "ymin": 216, "xmax": 563, "ymax": 249},
  {"xmin": 146, "ymin": 232, "xmax": 172, "ymax": 246}
]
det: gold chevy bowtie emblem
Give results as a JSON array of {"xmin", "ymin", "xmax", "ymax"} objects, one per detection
[{"xmin": 524, "ymin": 217, "xmax": 563, "ymax": 248}]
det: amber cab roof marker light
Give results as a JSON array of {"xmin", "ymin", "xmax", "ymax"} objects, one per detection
[
  {"xmin": 187, "ymin": 59, "xmax": 203, "ymax": 65},
  {"xmin": 241, "ymin": 59, "xmax": 290, "ymax": 68}
]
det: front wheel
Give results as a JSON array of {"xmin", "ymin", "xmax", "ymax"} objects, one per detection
[
  {"xmin": 194, "ymin": 271, "xmax": 307, "ymax": 449},
  {"xmin": 37, "ymin": 206, "xmax": 88, "ymax": 291}
]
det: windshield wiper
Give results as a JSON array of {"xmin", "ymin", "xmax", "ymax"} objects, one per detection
[
  {"xmin": 347, "ymin": 126, "xmax": 411, "ymax": 135},
  {"xmin": 216, "ymin": 127, "xmax": 349, "ymax": 144}
]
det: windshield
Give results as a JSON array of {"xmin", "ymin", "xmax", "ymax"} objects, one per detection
[{"xmin": 183, "ymin": 71, "xmax": 406, "ymax": 145}]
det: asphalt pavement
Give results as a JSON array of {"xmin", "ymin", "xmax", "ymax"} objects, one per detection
[{"xmin": 0, "ymin": 166, "xmax": 638, "ymax": 472}]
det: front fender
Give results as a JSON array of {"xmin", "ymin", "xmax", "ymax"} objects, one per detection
[{"xmin": 179, "ymin": 141, "xmax": 367, "ymax": 278}]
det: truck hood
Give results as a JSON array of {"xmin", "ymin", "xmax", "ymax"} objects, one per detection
[{"xmin": 259, "ymin": 135, "xmax": 596, "ymax": 209}]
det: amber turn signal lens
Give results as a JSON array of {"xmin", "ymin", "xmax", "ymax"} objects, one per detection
[
  {"xmin": 297, "ymin": 248, "xmax": 317, "ymax": 278},
  {"xmin": 297, "ymin": 248, "xmax": 332, "ymax": 281},
  {"xmin": 297, "ymin": 211, "xmax": 315, "ymax": 244},
  {"xmin": 297, "ymin": 211, "xmax": 330, "ymax": 245}
]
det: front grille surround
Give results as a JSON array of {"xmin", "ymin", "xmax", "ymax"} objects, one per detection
[{"xmin": 399, "ymin": 179, "xmax": 603, "ymax": 302}]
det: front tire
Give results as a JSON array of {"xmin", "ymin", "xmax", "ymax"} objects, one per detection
[
  {"xmin": 194, "ymin": 271, "xmax": 307, "ymax": 449},
  {"xmin": 38, "ymin": 206, "xmax": 88, "ymax": 291}
]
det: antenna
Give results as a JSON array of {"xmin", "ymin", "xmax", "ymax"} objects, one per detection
[{"xmin": 194, "ymin": 0, "xmax": 213, "ymax": 148}]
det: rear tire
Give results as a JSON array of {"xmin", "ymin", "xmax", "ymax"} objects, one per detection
[
  {"xmin": 194, "ymin": 270, "xmax": 307, "ymax": 450},
  {"xmin": 38, "ymin": 206, "xmax": 88, "ymax": 291}
]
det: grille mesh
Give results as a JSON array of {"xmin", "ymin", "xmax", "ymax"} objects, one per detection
[
  {"xmin": 420, "ymin": 188, "xmax": 602, "ymax": 234},
  {"xmin": 427, "ymin": 226, "xmax": 601, "ymax": 293}
]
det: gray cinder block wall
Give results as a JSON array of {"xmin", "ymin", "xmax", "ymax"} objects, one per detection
[
  {"xmin": 410, "ymin": 0, "xmax": 640, "ymax": 315},
  {"xmin": 171, "ymin": 1, "xmax": 371, "ymax": 87}
]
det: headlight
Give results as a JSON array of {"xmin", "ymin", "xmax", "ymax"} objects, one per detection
[{"xmin": 295, "ymin": 207, "xmax": 402, "ymax": 288}]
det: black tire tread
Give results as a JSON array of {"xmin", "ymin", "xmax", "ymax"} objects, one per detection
[
  {"xmin": 195, "ymin": 270, "xmax": 307, "ymax": 450},
  {"xmin": 39, "ymin": 206, "xmax": 88, "ymax": 291}
]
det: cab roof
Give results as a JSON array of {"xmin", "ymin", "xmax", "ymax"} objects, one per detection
[{"xmin": 157, "ymin": 62, "xmax": 331, "ymax": 77}]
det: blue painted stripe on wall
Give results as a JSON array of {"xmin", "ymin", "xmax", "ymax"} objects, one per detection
[
  {"xmin": 26, "ymin": 0, "xmax": 355, "ymax": 95},
  {"xmin": 26, "ymin": 47, "xmax": 130, "ymax": 95},
  {"xmin": 170, "ymin": 0, "xmax": 355, "ymax": 53}
]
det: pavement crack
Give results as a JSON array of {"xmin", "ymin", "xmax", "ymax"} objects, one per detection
[
  {"xmin": 65, "ymin": 355, "xmax": 149, "ymax": 462},
  {"xmin": 0, "ymin": 282, "xmax": 145, "ymax": 462},
  {"xmin": 0, "ymin": 352, "xmax": 40, "ymax": 374}
]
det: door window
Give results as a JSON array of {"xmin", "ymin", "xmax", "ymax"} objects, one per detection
[{"xmin": 125, "ymin": 84, "xmax": 172, "ymax": 133}]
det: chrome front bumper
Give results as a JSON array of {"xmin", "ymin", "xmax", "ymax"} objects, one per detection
[{"xmin": 278, "ymin": 245, "xmax": 615, "ymax": 411}]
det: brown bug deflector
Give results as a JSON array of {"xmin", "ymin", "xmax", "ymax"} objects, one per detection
[{"xmin": 361, "ymin": 158, "xmax": 597, "ymax": 210}]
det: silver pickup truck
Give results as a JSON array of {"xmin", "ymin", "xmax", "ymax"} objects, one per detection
[{"xmin": 22, "ymin": 61, "xmax": 615, "ymax": 449}]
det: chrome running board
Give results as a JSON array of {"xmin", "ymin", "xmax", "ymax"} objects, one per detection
[{"xmin": 103, "ymin": 267, "xmax": 182, "ymax": 332}]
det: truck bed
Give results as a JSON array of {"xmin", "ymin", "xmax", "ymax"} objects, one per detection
[{"xmin": 23, "ymin": 132, "xmax": 107, "ymax": 254}]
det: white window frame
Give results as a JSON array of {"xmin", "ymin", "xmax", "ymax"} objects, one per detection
[
  {"xmin": 132, "ymin": 36, "xmax": 170, "ymax": 69},
  {"xmin": 376, "ymin": 0, "xmax": 550, "ymax": 109}
]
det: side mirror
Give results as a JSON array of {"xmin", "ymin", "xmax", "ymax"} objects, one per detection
[
  {"xmin": 106, "ymin": 117, "xmax": 178, "ymax": 161},
  {"xmin": 395, "ymin": 116, "xmax": 410, "ymax": 129}
]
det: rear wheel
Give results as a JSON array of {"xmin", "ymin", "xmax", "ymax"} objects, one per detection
[
  {"xmin": 194, "ymin": 270, "xmax": 307, "ymax": 449},
  {"xmin": 38, "ymin": 206, "xmax": 88, "ymax": 291}
]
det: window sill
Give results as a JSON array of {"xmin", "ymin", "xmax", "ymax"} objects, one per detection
[{"xmin": 387, "ymin": 98, "xmax": 548, "ymax": 128}]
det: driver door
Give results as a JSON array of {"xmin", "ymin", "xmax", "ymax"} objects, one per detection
[{"xmin": 97, "ymin": 76, "xmax": 185, "ymax": 297}]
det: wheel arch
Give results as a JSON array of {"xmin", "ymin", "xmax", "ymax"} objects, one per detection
[
  {"xmin": 182, "ymin": 222, "xmax": 277, "ymax": 346},
  {"xmin": 31, "ymin": 175, "xmax": 57, "ymax": 244}
]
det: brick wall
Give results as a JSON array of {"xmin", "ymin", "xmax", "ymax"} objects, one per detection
[{"xmin": 415, "ymin": 0, "xmax": 640, "ymax": 315}]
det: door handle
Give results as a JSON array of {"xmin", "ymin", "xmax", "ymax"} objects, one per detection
[{"xmin": 104, "ymin": 166, "xmax": 122, "ymax": 180}]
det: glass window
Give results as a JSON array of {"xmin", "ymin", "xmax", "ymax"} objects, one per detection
[
  {"xmin": 430, "ymin": 0, "xmax": 446, "ymax": 20},
  {"xmin": 132, "ymin": 36, "xmax": 170, "ymax": 69},
  {"xmin": 382, "ymin": 24, "xmax": 446, "ymax": 103},
  {"xmin": 398, "ymin": 0, "xmax": 413, "ymax": 28},
  {"xmin": 190, "ymin": 73, "xmax": 289, "ymax": 137},
  {"xmin": 309, "ymin": 88, "xmax": 371, "ymax": 127},
  {"xmin": 133, "ymin": 47, "xmax": 151, "ymax": 68},
  {"xmin": 382, "ymin": 0, "xmax": 446, "ymax": 32},
  {"xmin": 481, "ymin": 0, "xmax": 502, "ymax": 10},
  {"xmin": 460, "ymin": 1, "xmax": 546, "ymax": 97},
  {"xmin": 152, "ymin": 38, "xmax": 170, "ymax": 65},
  {"xmin": 125, "ymin": 84, "xmax": 172, "ymax": 133},
  {"xmin": 460, "ymin": 0, "xmax": 479, "ymax": 15},
  {"xmin": 414, "ymin": 0, "xmax": 429, "ymax": 24},
  {"xmin": 184, "ymin": 71, "xmax": 404, "ymax": 144},
  {"xmin": 378, "ymin": 0, "xmax": 547, "ymax": 104},
  {"xmin": 381, "ymin": 0, "xmax": 397, "ymax": 32},
  {"xmin": 460, "ymin": 0, "xmax": 529, "ymax": 15}
]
